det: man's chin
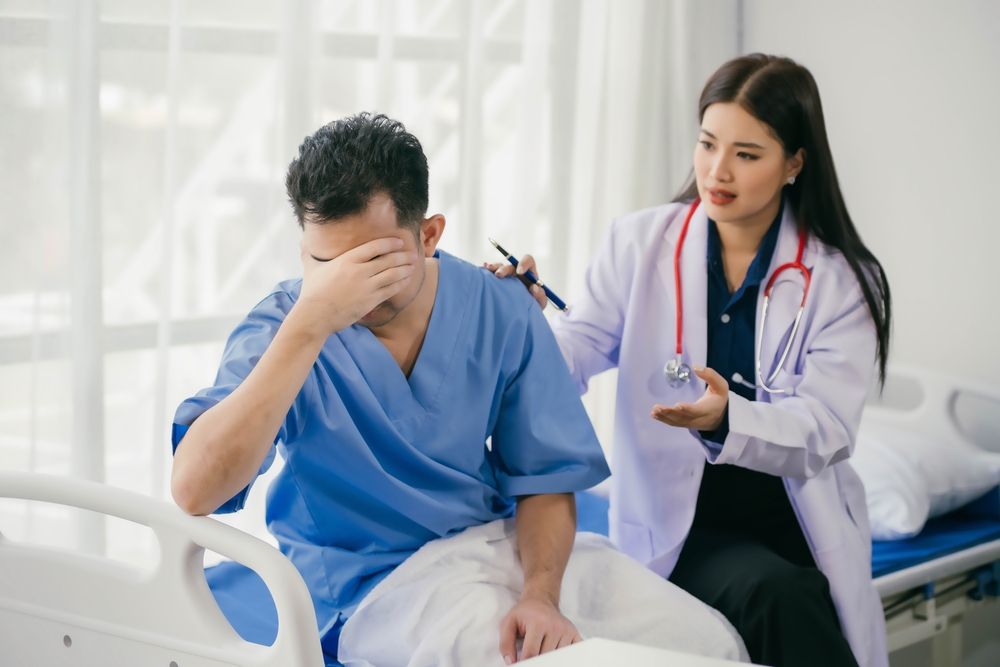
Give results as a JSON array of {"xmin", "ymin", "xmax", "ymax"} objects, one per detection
[{"xmin": 356, "ymin": 307, "xmax": 399, "ymax": 329}]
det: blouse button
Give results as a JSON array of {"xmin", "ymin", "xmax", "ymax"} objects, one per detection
[{"xmin": 720, "ymin": 313, "xmax": 731, "ymax": 324}]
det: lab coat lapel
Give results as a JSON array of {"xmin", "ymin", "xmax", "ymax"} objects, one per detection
[
  {"xmin": 656, "ymin": 201, "xmax": 708, "ymax": 385},
  {"xmin": 755, "ymin": 202, "xmax": 811, "ymax": 382}
]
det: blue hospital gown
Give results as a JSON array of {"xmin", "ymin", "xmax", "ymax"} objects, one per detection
[{"xmin": 172, "ymin": 250, "xmax": 610, "ymax": 658}]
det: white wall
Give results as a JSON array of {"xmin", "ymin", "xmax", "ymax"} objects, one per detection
[
  {"xmin": 745, "ymin": 4, "xmax": 1000, "ymax": 664},
  {"xmin": 744, "ymin": 0, "xmax": 1000, "ymax": 382}
]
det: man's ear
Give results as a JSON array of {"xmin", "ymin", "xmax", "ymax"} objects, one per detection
[{"xmin": 419, "ymin": 214, "xmax": 446, "ymax": 257}]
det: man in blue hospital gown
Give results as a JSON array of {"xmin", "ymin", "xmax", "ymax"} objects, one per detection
[{"xmin": 170, "ymin": 114, "xmax": 611, "ymax": 665}]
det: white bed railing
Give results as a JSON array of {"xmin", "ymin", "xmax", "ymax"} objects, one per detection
[
  {"xmin": 863, "ymin": 364, "xmax": 1000, "ymax": 454},
  {"xmin": 0, "ymin": 472, "xmax": 324, "ymax": 667}
]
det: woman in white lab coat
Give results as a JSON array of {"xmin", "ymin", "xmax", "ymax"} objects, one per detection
[{"xmin": 490, "ymin": 54, "xmax": 891, "ymax": 667}]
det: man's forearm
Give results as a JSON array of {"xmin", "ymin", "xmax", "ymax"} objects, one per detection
[
  {"xmin": 514, "ymin": 493, "xmax": 577, "ymax": 605},
  {"xmin": 171, "ymin": 307, "xmax": 328, "ymax": 515}
]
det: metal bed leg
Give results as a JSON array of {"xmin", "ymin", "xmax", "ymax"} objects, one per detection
[
  {"xmin": 884, "ymin": 563, "xmax": 1000, "ymax": 663},
  {"xmin": 930, "ymin": 614, "xmax": 962, "ymax": 667}
]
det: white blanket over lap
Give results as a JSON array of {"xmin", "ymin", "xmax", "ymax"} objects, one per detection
[{"xmin": 338, "ymin": 519, "xmax": 748, "ymax": 666}]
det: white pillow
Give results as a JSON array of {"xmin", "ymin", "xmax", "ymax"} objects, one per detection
[{"xmin": 851, "ymin": 421, "xmax": 1000, "ymax": 541}]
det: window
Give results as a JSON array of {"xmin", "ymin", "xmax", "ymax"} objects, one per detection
[{"xmin": 1, "ymin": 0, "xmax": 699, "ymax": 565}]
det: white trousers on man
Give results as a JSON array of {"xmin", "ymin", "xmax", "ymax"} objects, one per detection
[{"xmin": 338, "ymin": 519, "xmax": 748, "ymax": 666}]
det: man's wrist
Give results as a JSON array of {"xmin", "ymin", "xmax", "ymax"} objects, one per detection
[
  {"xmin": 520, "ymin": 581, "xmax": 560, "ymax": 607},
  {"xmin": 285, "ymin": 299, "xmax": 347, "ymax": 341}
]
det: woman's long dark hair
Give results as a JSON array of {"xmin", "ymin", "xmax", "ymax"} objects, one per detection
[{"xmin": 674, "ymin": 53, "xmax": 891, "ymax": 385}]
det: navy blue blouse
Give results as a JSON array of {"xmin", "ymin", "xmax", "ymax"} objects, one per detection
[
  {"xmin": 705, "ymin": 205, "xmax": 783, "ymax": 421},
  {"xmin": 690, "ymin": 203, "xmax": 811, "ymax": 550}
]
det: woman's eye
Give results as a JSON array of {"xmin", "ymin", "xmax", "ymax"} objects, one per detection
[
  {"xmin": 699, "ymin": 141, "xmax": 713, "ymax": 150},
  {"xmin": 737, "ymin": 152, "xmax": 759, "ymax": 160}
]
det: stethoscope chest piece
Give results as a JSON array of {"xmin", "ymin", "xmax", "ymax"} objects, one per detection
[{"xmin": 664, "ymin": 358, "xmax": 692, "ymax": 388}]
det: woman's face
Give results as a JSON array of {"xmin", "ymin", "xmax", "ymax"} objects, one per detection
[{"xmin": 693, "ymin": 102, "xmax": 803, "ymax": 225}]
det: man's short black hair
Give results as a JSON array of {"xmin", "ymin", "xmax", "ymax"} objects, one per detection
[{"xmin": 285, "ymin": 113, "xmax": 429, "ymax": 232}]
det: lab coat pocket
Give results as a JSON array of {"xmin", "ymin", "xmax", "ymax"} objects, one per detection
[
  {"xmin": 615, "ymin": 520, "xmax": 654, "ymax": 564},
  {"xmin": 838, "ymin": 463, "xmax": 873, "ymax": 548}
]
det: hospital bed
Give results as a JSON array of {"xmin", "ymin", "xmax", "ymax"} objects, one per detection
[
  {"xmin": 0, "ymin": 474, "xmax": 742, "ymax": 666},
  {"xmin": 0, "ymin": 366, "xmax": 997, "ymax": 666},
  {"xmin": 861, "ymin": 366, "xmax": 1000, "ymax": 663}
]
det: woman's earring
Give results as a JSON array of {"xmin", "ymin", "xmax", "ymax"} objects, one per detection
[{"xmin": 787, "ymin": 176, "xmax": 796, "ymax": 185}]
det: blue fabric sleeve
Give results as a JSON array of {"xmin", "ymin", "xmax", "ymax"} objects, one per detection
[
  {"xmin": 489, "ymin": 302, "xmax": 611, "ymax": 497},
  {"xmin": 171, "ymin": 288, "xmax": 305, "ymax": 514}
]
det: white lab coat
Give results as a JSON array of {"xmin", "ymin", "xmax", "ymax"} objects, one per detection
[{"xmin": 552, "ymin": 200, "xmax": 889, "ymax": 667}]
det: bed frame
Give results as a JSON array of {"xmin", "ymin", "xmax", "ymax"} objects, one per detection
[
  {"xmin": 0, "ymin": 472, "xmax": 324, "ymax": 666},
  {"xmin": 864, "ymin": 365, "xmax": 1000, "ymax": 664},
  {"xmin": 0, "ymin": 364, "xmax": 997, "ymax": 666}
]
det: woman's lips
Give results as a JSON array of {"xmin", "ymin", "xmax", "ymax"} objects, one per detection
[{"xmin": 708, "ymin": 188, "xmax": 736, "ymax": 206}]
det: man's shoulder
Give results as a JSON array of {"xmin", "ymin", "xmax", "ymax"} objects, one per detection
[{"xmin": 440, "ymin": 250, "xmax": 537, "ymax": 320}]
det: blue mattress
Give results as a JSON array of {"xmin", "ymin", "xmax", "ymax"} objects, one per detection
[
  {"xmin": 205, "ymin": 558, "xmax": 279, "ymax": 646},
  {"xmin": 871, "ymin": 512, "xmax": 1000, "ymax": 579},
  {"xmin": 205, "ymin": 489, "xmax": 1000, "ymax": 648}
]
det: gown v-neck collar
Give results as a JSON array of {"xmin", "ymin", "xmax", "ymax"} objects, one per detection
[{"xmin": 335, "ymin": 251, "xmax": 470, "ymax": 435}]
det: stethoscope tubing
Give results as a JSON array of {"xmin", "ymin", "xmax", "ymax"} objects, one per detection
[
  {"xmin": 669, "ymin": 200, "xmax": 700, "ymax": 374},
  {"xmin": 669, "ymin": 198, "xmax": 811, "ymax": 395},
  {"xmin": 756, "ymin": 227, "xmax": 811, "ymax": 392}
]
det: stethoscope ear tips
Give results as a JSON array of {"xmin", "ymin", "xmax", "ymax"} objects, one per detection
[{"xmin": 731, "ymin": 372, "xmax": 756, "ymax": 391}]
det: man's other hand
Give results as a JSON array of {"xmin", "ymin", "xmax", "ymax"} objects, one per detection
[{"xmin": 499, "ymin": 595, "xmax": 582, "ymax": 663}]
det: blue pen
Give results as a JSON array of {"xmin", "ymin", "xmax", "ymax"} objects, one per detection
[{"xmin": 488, "ymin": 238, "xmax": 569, "ymax": 312}]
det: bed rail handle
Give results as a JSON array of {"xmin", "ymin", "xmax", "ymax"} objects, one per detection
[
  {"xmin": 0, "ymin": 472, "xmax": 324, "ymax": 667},
  {"xmin": 865, "ymin": 364, "xmax": 1000, "ymax": 449}
]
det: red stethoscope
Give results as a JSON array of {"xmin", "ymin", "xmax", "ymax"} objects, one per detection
[{"xmin": 663, "ymin": 198, "xmax": 812, "ymax": 395}]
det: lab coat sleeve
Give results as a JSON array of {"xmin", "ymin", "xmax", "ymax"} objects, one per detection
[
  {"xmin": 551, "ymin": 218, "xmax": 631, "ymax": 394},
  {"xmin": 171, "ymin": 289, "xmax": 307, "ymax": 513},
  {"xmin": 489, "ymin": 300, "xmax": 612, "ymax": 497},
  {"xmin": 709, "ymin": 287, "xmax": 876, "ymax": 479}
]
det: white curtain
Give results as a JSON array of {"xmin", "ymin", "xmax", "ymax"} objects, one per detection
[{"xmin": 0, "ymin": 0, "xmax": 739, "ymax": 567}]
